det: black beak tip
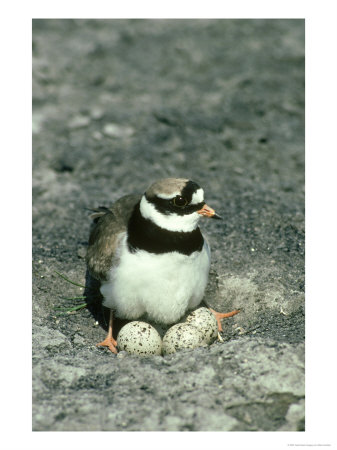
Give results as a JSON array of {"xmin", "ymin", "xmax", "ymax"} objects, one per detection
[{"xmin": 212, "ymin": 213, "xmax": 223, "ymax": 220}]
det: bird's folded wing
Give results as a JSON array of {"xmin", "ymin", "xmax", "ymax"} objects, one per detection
[{"xmin": 86, "ymin": 195, "xmax": 141, "ymax": 281}]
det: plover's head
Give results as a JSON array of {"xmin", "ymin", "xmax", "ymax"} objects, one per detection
[{"xmin": 139, "ymin": 178, "xmax": 221, "ymax": 232}]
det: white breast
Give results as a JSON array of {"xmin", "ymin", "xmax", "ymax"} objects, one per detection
[{"xmin": 100, "ymin": 233, "xmax": 211, "ymax": 324}]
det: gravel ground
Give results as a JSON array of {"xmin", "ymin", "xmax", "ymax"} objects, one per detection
[{"xmin": 32, "ymin": 19, "xmax": 305, "ymax": 432}]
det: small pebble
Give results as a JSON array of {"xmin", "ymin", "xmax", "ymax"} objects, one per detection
[
  {"xmin": 92, "ymin": 131, "xmax": 103, "ymax": 140},
  {"xmin": 68, "ymin": 115, "xmax": 90, "ymax": 129},
  {"xmin": 90, "ymin": 107, "xmax": 104, "ymax": 120},
  {"xmin": 103, "ymin": 123, "xmax": 134, "ymax": 138},
  {"xmin": 77, "ymin": 247, "xmax": 87, "ymax": 259}
]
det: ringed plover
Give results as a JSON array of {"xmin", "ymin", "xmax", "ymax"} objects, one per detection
[{"xmin": 86, "ymin": 178, "xmax": 239, "ymax": 353}]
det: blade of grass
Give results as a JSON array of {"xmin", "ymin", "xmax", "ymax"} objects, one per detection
[
  {"xmin": 54, "ymin": 303, "xmax": 88, "ymax": 313},
  {"xmin": 54, "ymin": 271, "xmax": 86, "ymax": 288}
]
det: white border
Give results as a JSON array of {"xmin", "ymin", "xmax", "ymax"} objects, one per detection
[{"xmin": 2, "ymin": 1, "xmax": 337, "ymax": 449}]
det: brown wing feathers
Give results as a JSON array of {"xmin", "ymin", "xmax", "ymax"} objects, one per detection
[{"xmin": 85, "ymin": 195, "xmax": 141, "ymax": 281}]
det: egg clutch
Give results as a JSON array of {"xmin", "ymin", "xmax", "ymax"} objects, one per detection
[{"xmin": 117, "ymin": 307, "xmax": 218, "ymax": 356}]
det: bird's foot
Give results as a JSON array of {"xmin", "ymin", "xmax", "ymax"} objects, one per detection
[
  {"xmin": 96, "ymin": 336, "xmax": 118, "ymax": 354},
  {"xmin": 209, "ymin": 308, "xmax": 240, "ymax": 333}
]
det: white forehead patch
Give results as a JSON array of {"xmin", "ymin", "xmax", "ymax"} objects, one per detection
[
  {"xmin": 191, "ymin": 188, "xmax": 204, "ymax": 205},
  {"xmin": 157, "ymin": 191, "xmax": 180, "ymax": 200}
]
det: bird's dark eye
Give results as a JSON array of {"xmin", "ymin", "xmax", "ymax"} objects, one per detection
[{"xmin": 173, "ymin": 196, "xmax": 188, "ymax": 207}]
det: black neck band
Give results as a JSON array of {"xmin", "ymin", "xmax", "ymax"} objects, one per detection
[{"xmin": 127, "ymin": 202, "xmax": 204, "ymax": 255}]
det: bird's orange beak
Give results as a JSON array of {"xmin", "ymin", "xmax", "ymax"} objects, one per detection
[{"xmin": 197, "ymin": 203, "xmax": 222, "ymax": 219}]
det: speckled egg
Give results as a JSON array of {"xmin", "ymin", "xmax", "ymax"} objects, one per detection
[
  {"xmin": 117, "ymin": 321, "xmax": 162, "ymax": 356},
  {"xmin": 162, "ymin": 323, "xmax": 206, "ymax": 355},
  {"xmin": 185, "ymin": 307, "xmax": 218, "ymax": 344}
]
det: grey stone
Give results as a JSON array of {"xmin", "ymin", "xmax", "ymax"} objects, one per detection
[
  {"xmin": 68, "ymin": 115, "xmax": 90, "ymax": 129},
  {"xmin": 102, "ymin": 123, "xmax": 134, "ymax": 138}
]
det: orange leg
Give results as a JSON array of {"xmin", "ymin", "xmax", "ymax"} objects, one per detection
[
  {"xmin": 96, "ymin": 309, "xmax": 118, "ymax": 354},
  {"xmin": 209, "ymin": 308, "xmax": 240, "ymax": 332}
]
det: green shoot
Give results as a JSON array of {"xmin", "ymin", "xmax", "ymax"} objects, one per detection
[
  {"xmin": 54, "ymin": 271, "xmax": 86, "ymax": 288},
  {"xmin": 54, "ymin": 303, "xmax": 88, "ymax": 313},
  {"xmin": 53, "ymin": 271, "xmax": 88, "ymax": 314}
]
